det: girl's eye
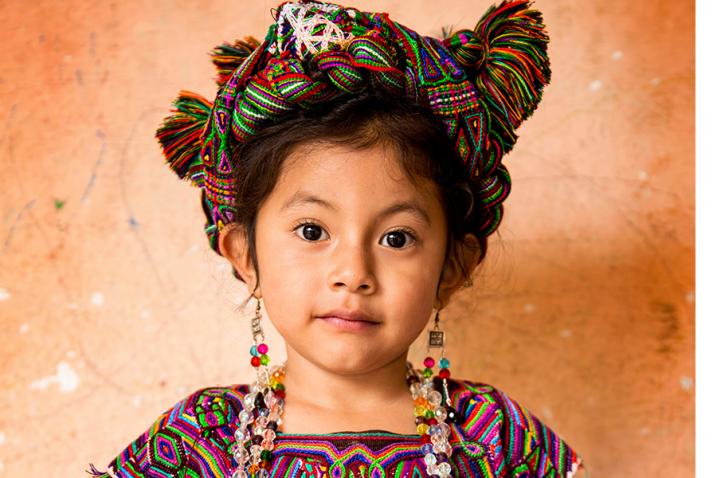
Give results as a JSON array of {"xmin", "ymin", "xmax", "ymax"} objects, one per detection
[
  {"xmin": 294, "ymin": 222, "xmax": 328, "ymax": 241},
  {"xmin": 293, "ymin": 222, "xmax": 416, "ymax": 249},
  {"xmin": 379, "ymin": 229, "xmax": 416, "ymax": 249}
]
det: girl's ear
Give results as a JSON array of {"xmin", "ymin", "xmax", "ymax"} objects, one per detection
[
  {"xmin": 218, "ymin": 223, "xmax": 262, "ymax": 298},
  {"xmin": 434, "ymin": 234, "xmax": 482, "ymax": 309}
]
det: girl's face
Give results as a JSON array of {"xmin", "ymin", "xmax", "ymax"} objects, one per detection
[{"xmin": 229, "ymin": 142, "xmax": 461, "ymax": 375}]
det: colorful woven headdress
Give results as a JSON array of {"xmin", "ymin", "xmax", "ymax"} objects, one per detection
[{"xmin": 156, "ymin": 0, "xmax": 551, "ymax": 258}]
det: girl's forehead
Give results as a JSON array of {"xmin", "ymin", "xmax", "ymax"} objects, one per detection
[
  {"xmin": 281, "ymin": 142, "xmax": 412, "ymax": 185},
  {"xmin": 271, "ymin": 142, "xmax": 441, "ymax": 208}
]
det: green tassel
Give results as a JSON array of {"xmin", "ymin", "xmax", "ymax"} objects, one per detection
[{"xmin": 155, "ymin": 90, "xmax": 212, "ymax": 183}]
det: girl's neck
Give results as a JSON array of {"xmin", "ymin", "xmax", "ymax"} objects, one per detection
[
  {"xmin": 282, "ymin": 347, "xmax": 411, "ymax": 411},
  {"xmin": 278, "ymin": 347, "xmax": 416, "ymax": 434}
]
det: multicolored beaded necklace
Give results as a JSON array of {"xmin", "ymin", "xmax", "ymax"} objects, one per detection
[{"xmin": 230, "ymin": 302, "xmax": 458, "ymax": 478}]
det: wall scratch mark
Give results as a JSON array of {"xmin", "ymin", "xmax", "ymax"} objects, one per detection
[
  {"xmin": 89, "ymin": 31, "xmax": 96, "ymax": 57},
  {"xmin": 3, "ymin": 199, "xmax": 36, "ymax": 250},
  {"xmin": 80, "ymin": 129, "xmax": 106, "ymax": 203}
]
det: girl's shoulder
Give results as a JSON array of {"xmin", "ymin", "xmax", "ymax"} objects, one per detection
[
  {"xmin": 88, "ymin": 379, "xmax": 584, "ymax": 477},
  {"xmin": 87, "ymin": 384, "xmax": 250, "ymax": 477},
  {"xmin": 448, "ymin": 376, "xmax": 584, "ymax": 477}
]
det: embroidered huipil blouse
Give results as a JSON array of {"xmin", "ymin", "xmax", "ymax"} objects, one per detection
[{"xmin": 88, "ymin": 375, "xmax": 583, "ymax": 477}]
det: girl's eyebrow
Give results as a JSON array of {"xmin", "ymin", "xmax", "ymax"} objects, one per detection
[{"xmin": 280, "ymin": 190, "xmax": 432, "ymax": 226}]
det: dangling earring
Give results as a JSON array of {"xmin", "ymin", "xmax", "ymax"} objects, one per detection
[
  {"xmin": 249, "ymin": 297, "xmax": 270, "ymax": 375},
  {"xmin": 248, "ymin": 297, "xmax": 285, "ymax": 400},
  {"xmin": 406, "ymin": 308, "xmax": 459, "ymax": 476},
  {"xmin": 231, "ymin": 296, "xmax": 286, "ymax": 478},
  {"xmin": 423, "ymin": 309, "xmax": 458, "ymax": 423}
]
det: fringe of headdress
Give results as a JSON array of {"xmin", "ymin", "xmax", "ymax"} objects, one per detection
[
  {"xmin": 446, "ymin": 0, "xmax": 550, "ymax": 148},
  {"xmin": 85, "ymin": 463, "xmax": 116, "ymax": 477},
  {"xmin": 155, "ymin": 90, "xmax": 213, "ymax": 183},
  {"xmin": 211, "ymin": 37, "xmax": 261, "ymax": 86},
  {"xmin": 155, "ymin": 38, "xmax": 262, "ymax": 185},
  {"xmin": 472, "ymin": 0, "xmax": 551, "ymax": 141}
]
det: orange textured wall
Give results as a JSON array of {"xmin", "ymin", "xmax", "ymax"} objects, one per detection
[{"xmin": 0, "ymin": 0, "xmax": 693, "ymax": 476}]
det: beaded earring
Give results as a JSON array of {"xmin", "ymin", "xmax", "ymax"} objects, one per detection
[
  {"xmin": 406, "ymin": 308, "xmax": 460, "ymax": 477},
  {"xmin": 231, "ymin": 297, "xmax": 286, "ymax": 478}
]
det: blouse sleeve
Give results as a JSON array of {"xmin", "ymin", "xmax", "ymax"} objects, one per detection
[
  {"xmin": 85, "ymin": 388, "xmax": 210, "ymax": 478},
  {"xmin": 492, "ymin": 387, "xmax": 584, "ymax": 478},
  {"xmin": 454, "ymin": 379, "xmax": 584, "ymax": 478}
]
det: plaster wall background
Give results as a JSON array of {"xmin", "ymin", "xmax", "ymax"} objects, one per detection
[{"xmin": 0, "ymin": 0, "xmax": 694, "ymax": 476}]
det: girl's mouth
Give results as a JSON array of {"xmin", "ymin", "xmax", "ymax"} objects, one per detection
[{"xmin": 316, "ymin": 316, "xmax": 380, "ymax": 332}]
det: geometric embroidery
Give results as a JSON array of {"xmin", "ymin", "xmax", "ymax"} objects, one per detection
[
  {"xmin": 420, "ymin": 45, "xmax": 442, "ymax": 81},
  {"xmin": 88, "ymin": 369, "xmax": 582, "ymax": 477},
  {"xmin": 217, "ymin": 151, "xmax": 232, "ymax": 175},
  {"xmin": 148, "ymin": 429, "xmax": 186, "ymax": 472}
]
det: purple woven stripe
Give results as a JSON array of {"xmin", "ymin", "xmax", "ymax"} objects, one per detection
[
  {"xmin": 320, "ymin": 59, "xmax": 353, "ymax": 69},
  {"xmin": 246, "ymin": 83, "xmax": 292, "ymax": 114},
  {"xmin": 277, "ymin": 79, "xmax": 321, "ymax": 101}
]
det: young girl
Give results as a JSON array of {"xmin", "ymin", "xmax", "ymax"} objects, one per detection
[{"xmin": 89, "ymin": 0, "xmax": 585, "ymax": 476}]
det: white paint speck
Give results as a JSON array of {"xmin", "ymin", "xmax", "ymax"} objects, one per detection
[
  {"xmin": 638, "ymin": 170, "xmax": 648, "ymax": 181},
  {"xmin": 0, "ymin": 288, "xmax": 9, "ymax": 301},
  {"xmin": 589, "ymin": 80, "xmax": 603, "ymax": 92},
  {"xmin": 680, "ymin": 376, "xmax": 694, "ymax": 391},
  {"xmin": 132, "ymin": 395, "xmax": 143, "ymax": 407},
  {"xmin": 686, "ymin": 291, "xmax": 695, "ymax": 303},
  {"xmin": 541, "ymin": 406, "xmax": 554, "ymax": 420},
  {"xmin": 523, "ymin": 303, "xmax": 536, "ymax": 313},
  {"xmin": 611, "ymin": 50, "xmax": 623, "ymax": 60},
  {"xmin": 29, "ymin": 361, "xmax": 80, "ymax": 393},
  {"xmin": 650, "ymin": 77, "xmax": 661, "ymax": 86},
  {"xmin": 140, "ymin": 309, "xmax": 152, "ymax": 319},
  {"xmin": 0, "ymin": 431, "xmax": 5, "ymax": 445},
  {"xmin": 19, "ymin": 323, "xmax": 29, "ymax": 334},
  {"xmin": 66, "ymin": 350, "xmax": 76, "ymax": 358},
  {"xmin": 90, "ymin": 292, "xmax": 104, "ymax": 306},
  {"xmin": 560, "ymin": 329, "xmax": 572, "ymax": 339}
]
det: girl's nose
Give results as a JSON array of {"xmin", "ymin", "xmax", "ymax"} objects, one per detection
[{"xmin": 328, "ymin": 242, "xmax": 377, "ymax": 294}]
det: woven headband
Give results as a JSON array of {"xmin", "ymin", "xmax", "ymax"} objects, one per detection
[{"xmin": 155, "ymin": 0, "xmax": 551, "ymax": 257}]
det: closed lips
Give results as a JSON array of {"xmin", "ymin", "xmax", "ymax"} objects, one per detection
[{"xmin": 316, "ymin": 310, "xmax": 378, "ymax": 323}]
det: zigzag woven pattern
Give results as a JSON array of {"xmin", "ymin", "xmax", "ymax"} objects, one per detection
[
  {"xmin": 87, "ymin": 373, "xmax": 582, "ymax": 477},
  {"xmin": 154, "ymin": 0, "xmax": 551, "ymax": 259}
]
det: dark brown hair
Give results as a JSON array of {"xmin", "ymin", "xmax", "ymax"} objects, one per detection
[{"xmin": 229, "ymin": 88, "xmax": 490, "ymax": 300}]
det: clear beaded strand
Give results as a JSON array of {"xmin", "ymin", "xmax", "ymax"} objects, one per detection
[
  {"xmin": 410, "ymin": 309, "xmax": 456, "ymax": 478},
  {"xmin": 231, "ymin": 298, "xmax": 286, "ymax": 478}
]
